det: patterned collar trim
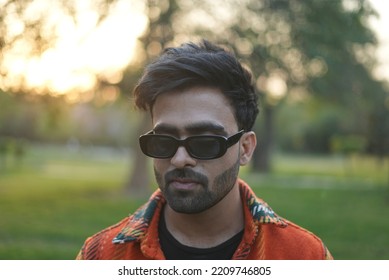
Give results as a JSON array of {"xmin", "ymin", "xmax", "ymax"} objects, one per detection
[
  {"xmin": 112, "ymin": 180, "xmax": 286, "ymax": 244},
  {"xmin": 245, "ymin": 190, "xmax": 287, "ymax": 227},
  {"xmin": 112, "ymin": 192, "xmax": 162, "ymax": 244}
]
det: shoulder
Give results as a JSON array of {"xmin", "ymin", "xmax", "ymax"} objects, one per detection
[
  {"xmin": 261, "ymin": 219, "xmax": 332, "ymax": 259},
  {"xmin": 238, "ymin": 179, "xmax": 332, "ymax": 260},
  {"xmin": 77, "ymin": 190, "xmax": 166, "ymax": 260},
  {"xmin": 76, "ymin": 216, "xmax": 132, "ymax": 260}
]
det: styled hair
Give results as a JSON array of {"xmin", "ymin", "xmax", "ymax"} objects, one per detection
[{"xmin": 133, "ymin": 39, "xmax": 259, "ymax": 131}]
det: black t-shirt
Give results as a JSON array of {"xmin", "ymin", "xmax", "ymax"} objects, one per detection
[{"xmin": 158, "ymin": 213, "xmax": 244, "ymax": 260}]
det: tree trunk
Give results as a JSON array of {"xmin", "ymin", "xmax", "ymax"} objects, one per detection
[
  {"xmin": 124, "ymin": 114, "xmax": 151, "ymax": 197},
  {"xmin": 123, "ymin": 0, "xmax": 178, "ymax": 197},
  {"xmin": 252, "ymin": 103, "xmax": 274, "ymax": 173}
]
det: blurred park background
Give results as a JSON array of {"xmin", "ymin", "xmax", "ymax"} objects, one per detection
[{"xmin": 0, "ymin": 0, "xmax": 388, "ymax": 260}]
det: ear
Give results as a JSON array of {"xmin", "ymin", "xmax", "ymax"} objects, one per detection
[{"xmin": 239, "ymin": 131, "xmax": 257, "ymax": 166}]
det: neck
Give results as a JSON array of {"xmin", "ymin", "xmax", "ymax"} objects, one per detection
[{"xmin": 163, "ymin": 182, "xmax": 244, "ymax": 248}]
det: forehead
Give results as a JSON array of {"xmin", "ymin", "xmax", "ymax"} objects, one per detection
[{"xmin": 151, "ymin": 86, "xmax": 238, "ymax": 134}]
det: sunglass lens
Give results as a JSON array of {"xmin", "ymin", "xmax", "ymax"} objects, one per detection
[
  {"xmin": 145, "ymin": 136, "xmax": 177, "ymax": 158},
  {"xmin": 187, "ymin": 137, "xmax": 222, "ymax": 159}
]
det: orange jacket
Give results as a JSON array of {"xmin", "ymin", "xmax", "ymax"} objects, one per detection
[{"xmin": 77, "ymin": 179, "xmax": 333, "ymax": 260}]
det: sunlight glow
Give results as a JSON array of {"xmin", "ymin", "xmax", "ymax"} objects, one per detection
[
  {"xmin": 256, "ymin": 74, "xmax": 288, "ymax": 106},
  {"xmin": 266, "ymin": 75, "xmax": 287, "ymax": 99},
  {"xmin": 368, "ymin": 0, "xmax": 389, "ymax": 82},
  {"xmin": 1, "ymin": 0, "xmax": 148, "ymax": 98}
]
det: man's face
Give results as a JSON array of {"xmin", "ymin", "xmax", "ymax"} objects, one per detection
[{"xmin": 151, "ymin": 86, "xmax": 242, "ymax": 214}]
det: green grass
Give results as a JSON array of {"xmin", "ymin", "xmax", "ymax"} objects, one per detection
[
  {"xmin": 244, "ymin": 153, "xmax": 389, "ymax": 259},
  {"xmin": 0, "ymin": 145, "xmax": 388, "ymax": 259},
  {"xmin": 0, "ymin": 144, "xmax": 146, "ymax": 259}
]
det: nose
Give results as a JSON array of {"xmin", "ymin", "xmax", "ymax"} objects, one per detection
[{"xmin": 170, "ymin": 146, "xmax": 197, "ymax": 168}]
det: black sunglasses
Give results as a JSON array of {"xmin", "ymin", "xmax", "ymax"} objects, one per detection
[{"xmin": 139, "ymin": 130, "xmax": 245, "ymax": 160}]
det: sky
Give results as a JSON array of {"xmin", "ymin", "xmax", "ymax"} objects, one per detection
[
  {"xmin": 369, "ymin": 0, "xmax": 389, "ymax": 81},
  {"xmin": 1, "ymin": 0, "xmax": 388, "ymax": 98},
  {"xmin": 0, "ymin": 0, "xmax": 148, "ymax": 99}
]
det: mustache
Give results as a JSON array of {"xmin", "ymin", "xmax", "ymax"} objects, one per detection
[{"xmin": 165, "ymin": 168, "xmax": 208, "ymax": 185}]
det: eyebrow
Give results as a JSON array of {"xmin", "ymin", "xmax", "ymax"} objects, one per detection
[{"xmin": 153, "ymin": 122, "xmax": 228, "ymax": 136}]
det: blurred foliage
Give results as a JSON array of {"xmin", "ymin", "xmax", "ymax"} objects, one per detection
[
  {"xmin": 1, "ymin": 0, "xmax": 389, "ymax": 260},
  {"xmin": 0, "ymin": 0, "xmax": 388, "ymax": 171},
  {"xmin": 330, "ymin": 135, "xmax": 366, "ymax": 155},
  {"xmin": 193, "ymin": 0, "xmax": 388, "ymax": 167},
  {"xmin": 0, "ymin": 0, "xmax": 118, "ymax": 92},
  {"xmin": 0, "ymin": 91, "xmax": 141, "ymax": 147}
]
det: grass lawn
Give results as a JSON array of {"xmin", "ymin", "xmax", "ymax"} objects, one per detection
[{"xmin": 0, "ymin": 145, "xmax": 388, "ymax": 259}]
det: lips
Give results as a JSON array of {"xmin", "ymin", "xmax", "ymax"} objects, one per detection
[
  {"xmin": 169, "ymin": 178, "xmax": 200, "ymax": 191},
  {"xmin": 164, "ymin": 168, "xmax": 208, "ymax": 192},
  {"xmin": 172, "ymin": 178, "xmax": 198, "ymax": 184}
]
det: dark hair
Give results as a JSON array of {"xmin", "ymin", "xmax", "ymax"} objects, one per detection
[{"xmin": 133, "ymin": 39, "xmax": 259, "ymax": 131}]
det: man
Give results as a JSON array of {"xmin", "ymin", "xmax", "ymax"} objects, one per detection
[{"xmin": 77, "ymin": 40, "xmax": 333, "ymax": 260}]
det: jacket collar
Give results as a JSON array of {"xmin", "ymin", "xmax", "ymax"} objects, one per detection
[
  {"xmin": 112, "ymin": 179, "xmax": 286, "ymax": 244},
  {"xmin": 112, "ymin": 191, "xmax": 164, "ymax": 244},
  {"xmin": 241, "ymin": 180, "xmax": 287, "ymax": 227}
]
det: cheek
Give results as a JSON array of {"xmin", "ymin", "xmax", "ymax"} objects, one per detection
[
  {"xmin": 201, "ymin": 161, "xmax": 230, "ymax": 184},
  {"xmin": 153, "ymin": 160, "xmax": 166, "ymax": 186},
  {"xmin": 153, "ymin": 159, "xmax": 168, "ymax": 174}
]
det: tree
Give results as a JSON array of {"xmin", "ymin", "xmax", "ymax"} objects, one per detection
[
  {"xmin": 1, "ymin": 0, "xmax": 153, "ymax": 196},
  {"xmin": 2, "ymin": 0, "xmax": 386, "ymax": 184},
  {"xmin": 185, "ymin": 0, "xmax": 386, "ymax": 171},
  {"xmin": 123, "ymin": 0, "xmax": 180, "ymax": 196},
  {"xmin": 0, "ymin": 0, "xmax": 118, "ymax": 94}
]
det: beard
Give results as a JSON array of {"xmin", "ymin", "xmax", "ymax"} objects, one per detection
[{"xmin": 154, "ymin": 159, "xmax": 240, "ymax": 214}]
